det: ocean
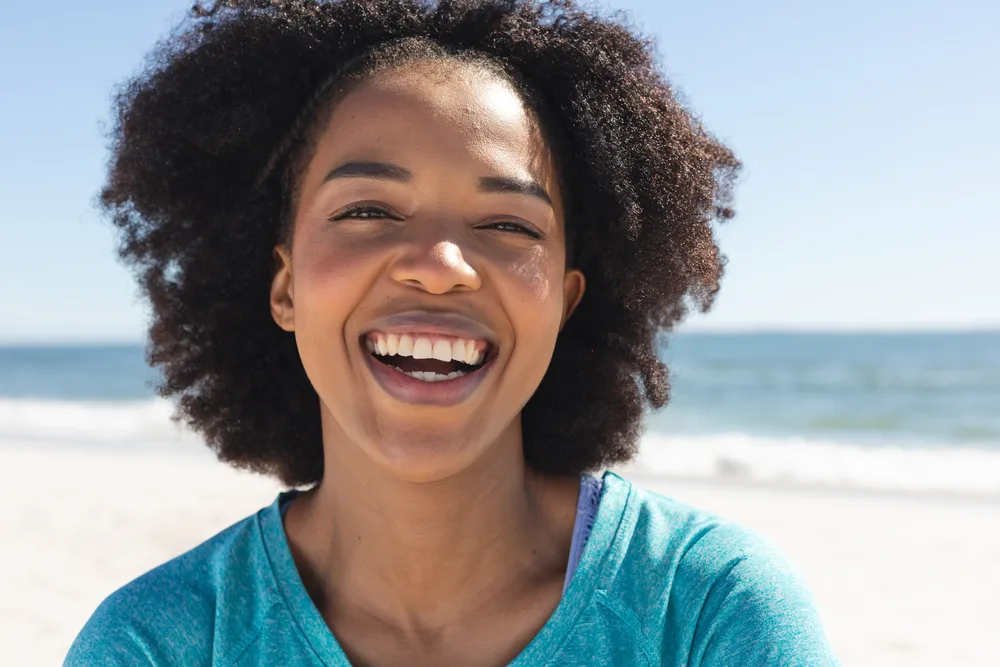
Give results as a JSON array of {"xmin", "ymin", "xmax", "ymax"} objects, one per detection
[{"xmin": 2, "ymin": 332, "xmax": 998, "ymax": 495}]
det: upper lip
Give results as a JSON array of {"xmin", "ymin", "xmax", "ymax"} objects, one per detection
[{"xmin": 362, "ymin": 310, "xmax": 499, "ymax": 346}]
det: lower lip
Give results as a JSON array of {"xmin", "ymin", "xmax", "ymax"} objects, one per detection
[{"xmin": 363, "ymin": 350, "xmax": 494, "ymax": 406}]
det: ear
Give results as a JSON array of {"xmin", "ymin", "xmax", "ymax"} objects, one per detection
[
  {"xmin": 559, "ymin": 269, "xmax": 586, "ymax": 330},
  {"xmin": 270, "ymin": 245, "xmax": 295, "ymax": 332}
]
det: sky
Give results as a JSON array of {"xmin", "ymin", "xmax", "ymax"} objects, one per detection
[{"xmin": 1, "ymin": 0, "xmax": 997, "ymax": 344}]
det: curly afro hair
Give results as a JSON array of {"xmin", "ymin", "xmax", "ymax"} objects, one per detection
[{"xmin": 101, "ymin": 0, "xmax": 739, "ymax": 488}]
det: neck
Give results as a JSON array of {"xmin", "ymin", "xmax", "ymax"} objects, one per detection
[{"xmin": 283, "ymin": 417, "xmax": 579, "ymax": 633}]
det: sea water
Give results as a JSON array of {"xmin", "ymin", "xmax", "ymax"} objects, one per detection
[
  {"xmin": 639, "ymin": 332, "xmax": 1000, "ymax": 495},
  {"xmin": 2, "ymin": 333, "xmax": 998, "ymax": 494}
]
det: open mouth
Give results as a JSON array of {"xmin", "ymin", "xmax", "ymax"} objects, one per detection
[{"xmin": 363, "ymin": 332, "xmax": 493, "ymax": 383}]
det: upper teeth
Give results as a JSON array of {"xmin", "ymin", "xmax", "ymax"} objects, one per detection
[{"xmin": 366, "ymin": 334, "xmax": 484, "ymax": 365}]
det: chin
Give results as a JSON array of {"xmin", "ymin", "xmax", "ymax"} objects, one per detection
[{"xmin": 363, "ymin": 425, "xmax": 497, "ymax": 484}]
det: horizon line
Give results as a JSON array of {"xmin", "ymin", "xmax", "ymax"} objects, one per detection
[{"xmin": 2, "ymin": 326, "xmax": 999, "ymax": 347}]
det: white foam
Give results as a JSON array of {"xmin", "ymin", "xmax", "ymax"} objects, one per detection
[
  {"xmin": 3, "ymin": 398, "xmax": 998, "ymax": 495},
  {"xmin": 0, "ymin": 397, "xmax": 203, "ymax": 453},
  {"xmin": 634, "ymin": 432, "xmax": 1000, "ymax": 496}
]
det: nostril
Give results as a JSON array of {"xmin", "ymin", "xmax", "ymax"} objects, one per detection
[
  {"xmin": 388, "ymin": 240, "xmax": 481, "ymax": 294},
  {"xmin": 391, "ymin": 267, "xmax": 481, "ymax": 294}
]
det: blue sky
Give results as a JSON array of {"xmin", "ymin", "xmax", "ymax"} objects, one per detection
[{"xmin": 1, "ymin": 0, "xmax": 997, "ymax": 343}]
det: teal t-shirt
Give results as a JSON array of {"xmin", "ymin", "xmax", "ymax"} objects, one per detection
[{"xmin": 64, "ymin": 472, "xmax": 839, "ymax": 665}]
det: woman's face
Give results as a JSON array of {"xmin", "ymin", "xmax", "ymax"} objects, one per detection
[{"xmin": 271, "ymin": 62, "xmax": 584, "ymax": 482}]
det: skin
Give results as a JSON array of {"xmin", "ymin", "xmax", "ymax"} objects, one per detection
[{"xmin": 269, "ymin": 61, "xmax": 586, "ymax": 667}]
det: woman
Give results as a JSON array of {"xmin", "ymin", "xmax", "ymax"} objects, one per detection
[{"xmin": 66, "ymin": 1, "xmax": 838, "ymax": 665}]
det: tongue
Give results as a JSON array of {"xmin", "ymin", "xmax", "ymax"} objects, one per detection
[{"xmin": 379, "ymin": 355, "xmax": 459, "ymax": 374}]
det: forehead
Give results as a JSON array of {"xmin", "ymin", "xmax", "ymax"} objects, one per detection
[{"xmin": 301, "ymin": 62, "xmax": 559, "ymax": 194}]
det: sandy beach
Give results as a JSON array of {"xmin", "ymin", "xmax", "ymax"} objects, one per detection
[{"xmin": 3, "ymin": 442, "xmax": 997, "ymax": 666}]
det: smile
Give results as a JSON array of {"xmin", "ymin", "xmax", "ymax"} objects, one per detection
[
  {"xmin": 361, "ymin": 330, "xmax": 496, "ymax": 406},
  {"xmin": 364, "ymin": 332, "xmax": 490, "ymax": 382}
]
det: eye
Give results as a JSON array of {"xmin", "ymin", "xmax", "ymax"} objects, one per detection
[
  {"xmin": 329, "ymin": 205, "xmax": 396, "ymax": 221},
  {"xmin": 482, "ymin": 221, "xmax": 544, "ymax": 239}
]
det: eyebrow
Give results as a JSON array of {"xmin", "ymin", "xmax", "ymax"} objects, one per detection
[
  {"xmin": 478, "ymin": 176, "xmax": 552, "ymax": 206},
  {"xmin": 322, "ymin": 161, "xmax": 552, "ymax": 206}
]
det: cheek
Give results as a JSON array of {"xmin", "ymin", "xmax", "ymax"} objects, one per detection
[
  {"xmin": 513, "ymin": 245, "xmax": 555, "ymax": 302},
  {"xmin": 291, "ymin": 229, "xmax": 385, "ymax": 336},
  {"xmin": 497, "ymin": 244, "xmax": 561, "ymax": 301},
  {"xmin": 502, "ymin": 246, "xmax": 565, "ymax": 344}
]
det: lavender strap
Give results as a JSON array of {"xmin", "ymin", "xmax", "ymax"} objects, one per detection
[{"xmin": 563, "ymin": 473, "xmax": 604, "ymax": 594}]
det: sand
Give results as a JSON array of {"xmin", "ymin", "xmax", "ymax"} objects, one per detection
[{"xmin": 3, "ymin": 443, "xmax": 997, "ymax": 666}]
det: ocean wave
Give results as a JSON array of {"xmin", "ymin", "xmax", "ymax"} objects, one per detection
[
  {"xmin": 3, "ymin": 398, "xmax": 998, "ymax": 495},
  {"xmin": 633, "ymin": 433, "xmax": 1000, "ymax": 496},
  {"xmin": 0, "ymin": 397, "xmax": 201, "ymax": 450}
]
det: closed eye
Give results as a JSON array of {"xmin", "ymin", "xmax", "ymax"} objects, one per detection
[
  {"xmin": 481, "ymin": 221, "xmax": 544, "ymax": 239},
  {"xmin": 330, "ymin": 205, "xmax": 397, "ymax": 221}
]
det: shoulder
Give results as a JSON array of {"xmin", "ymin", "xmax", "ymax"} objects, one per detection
[
  {"xmin": 602, "ymin": 475, "xmax": 840, "ymax": 665},
  {"xmin": 64, "ymin": 507, "xmax": 279, "ymax": 667}
]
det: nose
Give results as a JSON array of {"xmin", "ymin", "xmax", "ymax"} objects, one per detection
[{"xmin": 390, "ymin": 238, "xmax": 482, "ymax": 294}]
